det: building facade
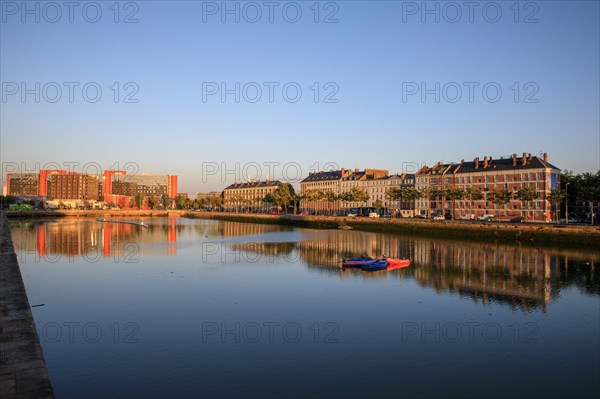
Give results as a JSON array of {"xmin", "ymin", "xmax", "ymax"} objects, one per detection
[
  {"xmin": 48, "ymin": 174, "xmax": 99, "ymax": 201},
  {"xmin": 415, "ymin": 153, "xmax": 561, "ymax": 222},
  {"xmin": 223, "ymin": 179, "xmax": 282, "ymax": 212},
  {"xmin": 300, "ymin": 169, "xmax": 351, "ymax": 215}
]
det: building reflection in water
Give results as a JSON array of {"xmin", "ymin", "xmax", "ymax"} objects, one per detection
[{"xmin": 10, "ymin": 219, "xmax": 599, "ymax": 313}]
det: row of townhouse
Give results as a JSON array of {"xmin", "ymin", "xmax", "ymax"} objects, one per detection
[
  {"xmin": 222, "ymin": 178, "xmax": 282, "ymax": 211},
  {"xmin": 415, "ymin": 153, "xmax": 561, "ymax": 222},
  {"xmin": 300, "ymin": 168, "xmax": 416, "ymax": 216},
  {"xmin": 219, "ymin": 151, "xmax": 562, "ymax": 221}
]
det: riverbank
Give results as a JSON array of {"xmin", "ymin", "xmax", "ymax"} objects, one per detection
[
  {"xmin": 183, "ymin": 211, "xmax": 600, "ymax": 249},
  {"xmin": 0, "ymin": 212, "xmax": 54, "ymax": 398},
  {"xmin": 5, "ymin": 209, "xmax": 600, "ymax": 249}
]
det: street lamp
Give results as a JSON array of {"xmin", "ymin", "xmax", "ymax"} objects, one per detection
[{"xmin": 565, "ymin": 182, "xmax": 570, "ymax": 225}]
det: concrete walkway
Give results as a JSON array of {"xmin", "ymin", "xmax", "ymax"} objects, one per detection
[{"xmin": 0, "ymin": 212, "xmax": 54, "ymax": 398}]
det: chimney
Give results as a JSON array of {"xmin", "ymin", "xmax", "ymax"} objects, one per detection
[
  {"xmin": 355, "ymin": 168, "xmax": 359, "ymax": 173},
  {"xmin": 341, "ymin": 168, "xmax": 345, "ymax": 175},
  {"xmin": 512, "ymin": 154, "xmax": 517, "ymax": 166},
  {"xmin": 474, "ymin": 157, "xmax": 479, "ymax": 169},
  {"xmin": 483, "ymin": 156, "xmax": 488, "ymax": 168},
  {"xmin": 522, "ymin": 153, "xmax": 527, "ymax": 166},
  {"xmin": 543, "ymin": 153, "xmax": 548, "ymax": 162},
  {"xmin": 234, "ymin": 182, "xmax": 237, "ymax": 187},
  {"xmin": 266, "ymin": 174, "xmax": 269, "ymax": 184}
]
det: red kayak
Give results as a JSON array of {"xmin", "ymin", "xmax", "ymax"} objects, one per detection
[{"xmin": 385, "ymin": 259, "xmax": 411, "ymax": 270}]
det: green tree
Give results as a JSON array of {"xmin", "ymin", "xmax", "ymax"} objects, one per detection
[
  {"xmin": 419, "ymin": 187, "xmax": 440, "ymax": 217},
  {"xmin": 347, "ymin": 187, "xmax": 369, "ymax": 215},
  {"xmin": 546, "ymin": 189, "xmax": 566, "ymax": 222},
  {"xmin": 464, "ymin": 187, "xmax": 484, "ymax": 215},
  {"xmin": 148, "ymin": 197, "xmax": 157, "ymax": 210},
  {"xmin": 274, "ymin": 183, "xmax": 295, "ymax": 213},
  {"xmin": 136, "ymin": 194, "xmax": 144, "ymax": 209},
  {"xmin": 373, "ymin": 199, "xmax": 384, "ymax": 213},
  {"xmin": 517, "ymin": 186, "xmax": 538, "ymax": 220},
  {"xmin": 488, "ymin": 189, "xmax": 512, "ymax": 218},
  {"xmin": 400, "ymin": 187, "xmax": 421, "ymax": 216},
  {"xmin": 323, "ymin": 190, "xmax": 338, "ymax": 216},
  {"xmin": 0, "ymin": 195, "xmax": 17, "ymax": 209},
  {"xmin": 162, "ymin": 194, "xmax": 170, "ymax": 209},
  {"xmin": 442, "ymin": 185, "xmax": 465, "ymax": 219},
  {"xmin": 579, "ymin": 186, "xmax": 600, "ymax": 225}
]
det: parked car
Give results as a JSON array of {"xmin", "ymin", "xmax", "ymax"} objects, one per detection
[
  {"xmin": 347, "ymin": 213, "xmax": 358, "ymax": 218},
  {"xmin": 460, "ymin": 214, "xmax": 475, "ymax": 220},
  {"xmin": 477, "ymin": 214, "xmax": 495, "ymax": 222},
  {"xmin": 432, "ymin": 215, "xmax": 445, "ymax": 221},
  {"xmin": 509, "ymin": 216, "xmax": 525, "ymax": 223},
  {"xmin": 558, "ymin": 218, "xmax": 577, "ymax": 224},
  {"xmin": 369, "ymin": 212, "xmax": 380, "ymax": 218},
  {"xmin": 444, "ymin": 213, "xmax": 453, "ymax": 220},
  {"xmin": 414, "ymin": 214, "xmax": 426, "ymax": 219}
]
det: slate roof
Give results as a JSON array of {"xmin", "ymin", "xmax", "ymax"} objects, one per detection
[
  {"xmin": 301, "ymin": 170, "xmax": 346, "ymax": 183},
  {"xmin": 224, "ymin": 180, "xmax": 282, "ymax": 190}
]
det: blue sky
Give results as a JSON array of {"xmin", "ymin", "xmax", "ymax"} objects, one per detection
[{"xmin": 1, "ymin": 0, "xmax": 599, "ymax": 192}]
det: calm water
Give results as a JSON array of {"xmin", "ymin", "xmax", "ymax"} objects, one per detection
[{"xmin": 10, "ymin": 217, "xmax": 600, "ymax": 399}]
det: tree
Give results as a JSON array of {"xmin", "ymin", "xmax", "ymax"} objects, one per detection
[
  {"xmin": 303, "ymin": 189, "xmax": 325, "ymax": 214},
  {"xmin": 488, "ymin": 189, "xmax": 511, "ymax": 218},
  {"xmin": 464, "ymin": 187, "xmax": 484, "ymax": 215},
  {"xmin": 136, "ymin": 194, "xmax": 144, "ymax": 209},
  {"xmin": 148, "ymin": 197, "xmax": 157, "ymax": 210},
  {"xmin": 0, "ymin": 195, "xmax": 17, "ymax": 209},
  {"xmin": 162, "ymin": 194, "xmax": 170, "ymax": 209},
  {"xmin": 264, "ymin": 193, "xmax": 276, "ymax": 212},
  {"xmin": 546, "ymin": 189, "xmax": 566, "ymax": 222},
  {"xmin": 419, "ymin": 187, "xmax": 440, "ymax": 217},
  {"xmin": 442, "ymin": 185, "xmax": 465, "ymax": 219},
  {"xmin": 373, "ymin": 199, "xmax": 384, "ymax": 213},
  {"xmin": 274, "ymin": 183, "xmax": 295, "ymax": 213},
  {"xmin": 323, "ymin": 190, "xmax": 338, "ymax": 215},
  {"xmin": 401, "ymin": 187, "xmax": 421, "ymax": 216},
  {"xmin": 517, "ymin": 186, "xmax": 538, "ymax": 220},
  {"xmin": 347, "ymin": 187, "xmax": 369, "ymax": 216},
  {"xmin": 579, "ymin": 186, "xmax": 600, "ymax": 225}
]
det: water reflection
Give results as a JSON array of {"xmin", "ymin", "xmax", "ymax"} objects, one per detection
[{"xmin": 10, "ymin": 217, "xmax": 599, "ymax": 314}]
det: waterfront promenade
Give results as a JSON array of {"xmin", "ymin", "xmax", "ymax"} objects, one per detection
[{"xmin": 0, "ymin": 212, "xmax": 54, "ymax": 398}]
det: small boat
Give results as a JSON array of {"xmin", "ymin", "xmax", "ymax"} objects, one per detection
[
  {"xmin": 342, "ymin": 257, "xmax": 374, "ymax": 267},
  {"xmin": 385, "ymin": 259, "xmax": 411, "ymax": 270},
  {"xmin": 361, "ymin": 260, "xmax": 389, "ymax": 271}
]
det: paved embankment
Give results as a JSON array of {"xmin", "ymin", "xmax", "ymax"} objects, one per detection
[
  {"xmin": 184, "ymin": 212, "xmax": 600, "ymax": 249},
  {"xmin": 0, "ymin": 212, "xmax": 54, "ymax": 398}
]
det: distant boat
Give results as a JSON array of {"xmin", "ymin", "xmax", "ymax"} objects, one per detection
[
  {"xmin": 360, "ymin": 258, "xmax": 411, "ymax": 272},
  {"xmin": 385, "ymin": 259, "xmax": 411, "ymax": 270},
  {"xmin": 342, "ymin": 257, "xmax": 375, "ymax": 267},
  {"xmin": 361, "ymin": 260, "xmax": 389, "ymax": 271},
  {"xmin": 97, "ymin": 218, "xmax": 148, "ymax": 228}
]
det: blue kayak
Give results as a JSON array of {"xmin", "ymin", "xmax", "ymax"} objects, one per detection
[
  {"xmin": 361, "ymin": 260, "xmax": 388, "ymax": 271},
  {"xmin": 342, "ymin": 257, "xmax": 375, "ymax": 267}
]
